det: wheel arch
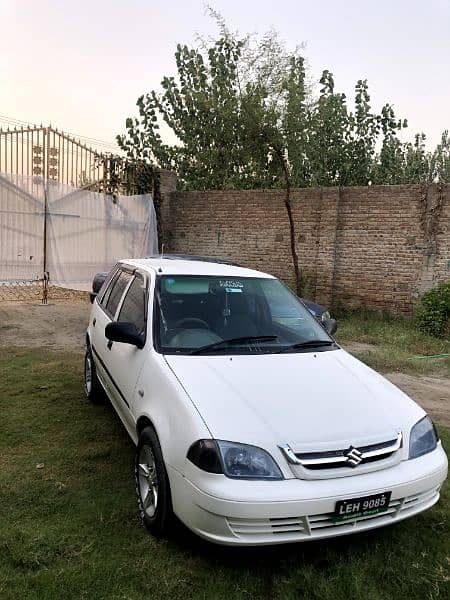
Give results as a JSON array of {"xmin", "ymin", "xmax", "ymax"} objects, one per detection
[{"xmin": 136, "ymin": 415, "xmax": 157, "ymax": 438}]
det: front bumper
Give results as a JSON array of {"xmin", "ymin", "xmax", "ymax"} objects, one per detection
[{"xmin": 169, "ymin": 444, "xmax": 448, "ymax": 545}]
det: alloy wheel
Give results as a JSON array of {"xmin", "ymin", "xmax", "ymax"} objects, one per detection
[
  {"xmin": 138, "ymin": 444, "xmax": 159, "ymax": 517},
  {"xmin": 84, "ymin": 353, "xmax": 92, "ymax": 395}
]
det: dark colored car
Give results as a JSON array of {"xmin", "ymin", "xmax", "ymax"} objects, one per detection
[{"xmin": 301, "ymin": 298, "xmax": 332, "ymax": 323}]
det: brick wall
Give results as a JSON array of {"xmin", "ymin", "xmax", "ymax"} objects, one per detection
[{"xmin": 159, "ymin": 177, "xmax": 449, "ymax": 314}]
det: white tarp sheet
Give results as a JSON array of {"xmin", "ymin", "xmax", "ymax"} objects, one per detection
[
  {"xmin": 0, "ymin": 174, "xmax": 158, "ymax": 290},
  {"xmin": 0, "ymin": 174, "xmax": 45, "ymax": 282}
]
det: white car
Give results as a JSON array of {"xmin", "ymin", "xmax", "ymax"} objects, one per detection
[{"xmin": 84, "ymin": 256, "xmax": 448, "ymax": 546}]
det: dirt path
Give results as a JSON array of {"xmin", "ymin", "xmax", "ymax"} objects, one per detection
[
  {"xmin": 0, "ymin": 302, "xmax": 449, "ymax": 426},
  {"xmin": 0, "ymin": 303, "xmax": 89, "ymax": 353},
  {"xmin": 385, "ymin": 373, "xmax": 449, "ymax": 427}
]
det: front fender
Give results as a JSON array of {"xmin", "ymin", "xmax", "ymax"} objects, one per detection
[{"xmin": 133, "ymin": 352, "xmax": 211, "ymax": 473}]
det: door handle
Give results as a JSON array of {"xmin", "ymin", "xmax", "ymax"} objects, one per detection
[
  {"xmin": 93, "ymin": 318, "xmax": 96, "ymax": 327},
  {"xmin": 107, "ymin": 340, "xmax": 113, "ymax": 350}
]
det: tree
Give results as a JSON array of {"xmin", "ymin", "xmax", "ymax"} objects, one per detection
[
  {"xmin": 118, "ymin": 32, "xmax": 308, "ymax": 293},
  {"xmin": 117, "ymin": 22, "xmax": 449, "ymax": 294},
  {"xmin": 429, "ymin": 131, "xmax": 450, "ymax": 183}
]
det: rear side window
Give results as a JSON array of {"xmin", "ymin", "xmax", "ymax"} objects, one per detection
[
  {"xmin": 118, "ymin": 274, "xmax": 147, "ymax": 340},
  {"xmin": 98, "ymin": 268, "xmax": 119, "ymax": 309},
  {"xmin": 104, "ymin": 270, "xmax": 133, "ymax": 318}
]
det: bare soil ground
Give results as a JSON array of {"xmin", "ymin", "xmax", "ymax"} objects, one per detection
[
  {"xmin": 0, "ymin": 302, "xmax": 89, "ymax": 353},
  {"xmin": 0, "ymin": 303, "xmax": 448, "ymax": 426},
  {"xmin": 385, "ymin": 373, "xmax": 449, "ymax": 427}
]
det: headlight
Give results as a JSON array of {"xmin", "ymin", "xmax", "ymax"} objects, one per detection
[
  {"xmin": 321, "ymin": 310, "xmax": 331, "ymax": 322},
  {"xmin": 217, "ymin": 441, "xmax": 283, "ymax": 480},
  {"xmin": 409, "ymin": 416, "xmax": 438, "ymax": 459},
  {"xmin": 187, "ymin": 439, "xmax": 283, "ymax": 480}
]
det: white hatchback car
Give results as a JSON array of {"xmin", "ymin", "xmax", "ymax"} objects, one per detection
[{"xmin": 85, "ymin": 256, "xmax": 447, "ymax": 546}]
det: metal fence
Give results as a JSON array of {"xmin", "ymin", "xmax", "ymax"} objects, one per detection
[
  {"xmin": 0, "ymin": 280, "xmax": 89, "ymax": 303},
  {"xmin": 0, "ymin": 125, "xmax": 157, "ymax": 303},
  {"xmin": 0, "ymin": 125, "xmax": 105, "ymax": 188}
]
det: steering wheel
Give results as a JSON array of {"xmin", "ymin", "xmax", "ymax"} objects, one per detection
[{"xmin": 174, "ymin": 317, "xmax": 210, "ymax": 330}]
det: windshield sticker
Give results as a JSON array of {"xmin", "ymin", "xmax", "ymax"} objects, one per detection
[
  {"xmin": 225, "ymin": 287, "xmax": 242, "ymax": 293},
  {"xmin": 219, "ymin": 280, "xmax": 244, "ymax": 289}
]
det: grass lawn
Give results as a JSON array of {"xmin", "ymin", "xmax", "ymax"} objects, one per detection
[
  {"xmin": 0, "ymin": 346, "xmax": 448, "ymax": 600},
  {"xmin": 335, "ymin": 310, "xmax": 450, "ymax": 378}
]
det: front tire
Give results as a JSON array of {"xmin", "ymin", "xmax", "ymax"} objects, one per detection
[
  {"xmin": 84, "ymin": 347, "xmax": 104, "ymax": 403},
  {"xmin": 135, "ymin": 426, "xmax": 173, "ymax": 537}
]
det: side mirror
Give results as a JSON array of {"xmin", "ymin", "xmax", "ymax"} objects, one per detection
[
  {"xmin": 93, "ymin": 271, "xmax": 108, "ymax": 294},
  {"xmin": 323, "ymin": 317, "xmax": 337, "ymax": 336},
  {"xmin": 105, "ymin": 322, "xmax": 144, "ymax": 348},
  {"xmin": 89, "ymin": 292, "xmax": 97, "ymax": 304}
]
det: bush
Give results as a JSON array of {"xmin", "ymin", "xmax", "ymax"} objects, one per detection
[{"xmin": 415, "ymin": 281, "xmax": 450, "ymax": 338}]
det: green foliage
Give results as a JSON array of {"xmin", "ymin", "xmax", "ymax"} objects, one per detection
[
  {"xmin": 415, "ymin": 281, "xmax": 450, "ymax": 338},
  {"xmin": 117, "ymin": 35, "xmax": 287, "ymax": 190},
  {"xmin": 117, "ymin": 21, "xmax": 450, "ymax": 191},
  {"xmin": 95, "ymin": 155, "xmax": 156, "ymax": 202},
  {"xmin": 336, "ymin": 308, "xmax": 450, "ymax": 377}
]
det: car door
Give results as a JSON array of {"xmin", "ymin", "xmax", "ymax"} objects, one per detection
[
  {"xmin": 105, "ymin": 269, "xmax": 150, "ymax": 434},
  {"xmin": 90, "ymin": 266, "xmax": 134, "ymax": 406}
]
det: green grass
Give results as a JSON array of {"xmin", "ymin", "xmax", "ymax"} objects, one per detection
[
  {"xmin": 0, "ymin": 348, "xmax": 449, "ymax": 600},
  {"xmin": 336, "ymin": 310, "xmax": 450, "ymax": 377}
]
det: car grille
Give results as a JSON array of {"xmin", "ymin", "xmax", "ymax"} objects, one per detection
[
  {"xmin": 292, "ymin": 433, "xmax": 402, "ymax": 470},
  {"xmin": 226, "ymin": 486, "xmax": 440, "ymax": 541},
  {"xmin": 279, "ymin": 433, "xmax": 404, "ymax": 479}
]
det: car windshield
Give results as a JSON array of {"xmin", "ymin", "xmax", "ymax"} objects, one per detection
[{"xmin": 155, "ymin": 275, "xmax": 335, "ymax": 355}]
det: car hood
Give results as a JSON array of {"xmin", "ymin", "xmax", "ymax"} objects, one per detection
[{"xmin": 164, "ymin": 349, "xmax": 424, "ymax": 450}]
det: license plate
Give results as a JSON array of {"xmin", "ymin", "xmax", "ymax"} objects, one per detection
[{"xmin": 333, "ymin": 491, "xmax": 392, "ymax": 522}]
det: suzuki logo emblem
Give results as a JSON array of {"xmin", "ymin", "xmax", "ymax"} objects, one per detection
[{"xmin": 345, "ymin": 446, "xmax": 363, "ymax": 467}]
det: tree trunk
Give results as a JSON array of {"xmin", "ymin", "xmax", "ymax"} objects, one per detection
[{"xmin": 277, "ymin": 151, "xmax": 302, "ymax": 296}]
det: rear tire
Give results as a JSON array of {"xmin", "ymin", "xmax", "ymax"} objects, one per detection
[
  {"xmin": 135, "ymin": 426, "xmax": 173, "ymax": 537},
  {"xmin": 84, "ymin": 347, "xmax": 104, "ymax": 403}
]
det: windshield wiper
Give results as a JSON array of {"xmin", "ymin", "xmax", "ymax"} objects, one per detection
[
  {"xmin": 189, "ymin": 335, "xmax": 278, "ymax": 355},
  {"xmin": 274, "ymin": 340, "xmax": 336, "ymax": 354}
]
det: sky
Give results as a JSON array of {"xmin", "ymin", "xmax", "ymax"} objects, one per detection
[{"xmin": 1, "ymin": 0, "xmax": 449, "ymax": 151}]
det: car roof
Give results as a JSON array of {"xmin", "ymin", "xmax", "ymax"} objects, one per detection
[{"xmin": 121, "ymin": 255, "xmax": 275, "ymax": 279}]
